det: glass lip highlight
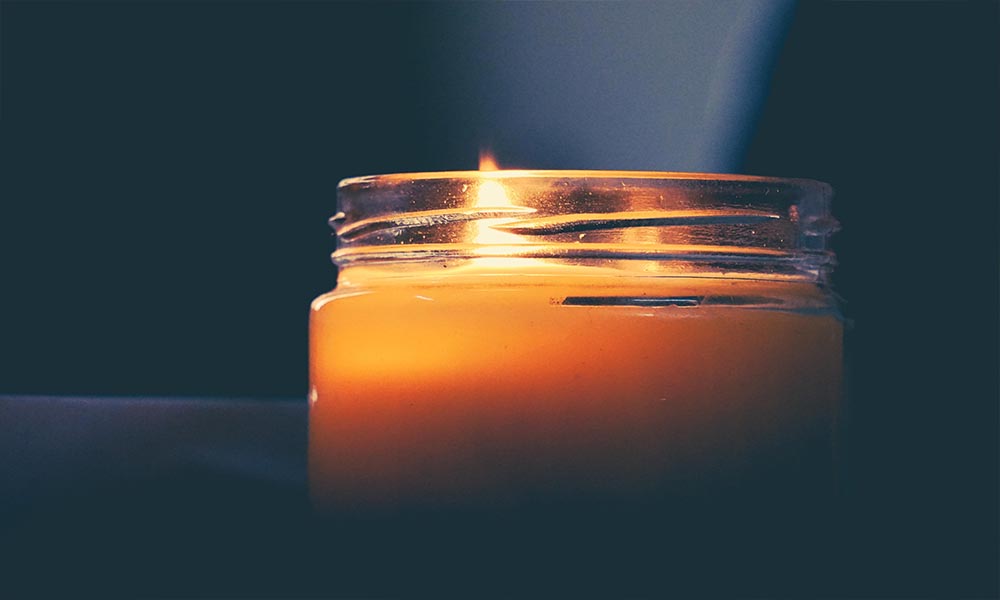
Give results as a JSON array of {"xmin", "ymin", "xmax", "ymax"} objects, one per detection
[{"xmin": 338, "ymin": 170, "xmax": 832, "ymax": 192}]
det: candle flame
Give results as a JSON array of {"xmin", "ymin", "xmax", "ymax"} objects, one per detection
[
  {"xmin": 472, "ymin": 150, "xmax": 526, "ymax": 257},
  {"xmin": 470, "ymin": 150, "xmax": 542, "ymax": 268},
  {"xmin": 479, "ymin": 150, "xmax": 500, "ymax": 172}
]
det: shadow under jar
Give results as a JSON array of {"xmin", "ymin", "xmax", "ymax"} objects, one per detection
[{"xmin": 308, "ymin": 171, "xmax": 843, "ymax": 594}]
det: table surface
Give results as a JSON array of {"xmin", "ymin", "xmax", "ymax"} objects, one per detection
[
  {"xmin": 1, "ymin": 394, "xmax": 992, "ymax": 597},
  {"xmin": 1, "ymin": 395, "xmax": 307, "ymax": 513},
  {"xmin": 1, "ymin": 395, "xmax": 312, "ymax": 596}
]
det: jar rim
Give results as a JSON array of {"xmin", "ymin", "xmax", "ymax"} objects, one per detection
[{"xmin": 339, "ymin": 170, "xmax": 831, "ymax": 192}]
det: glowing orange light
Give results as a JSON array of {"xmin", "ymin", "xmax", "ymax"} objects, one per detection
[
  {"xmin": 474, "ymin": 173, "xmax": 519, "ymax": 246},
  {"xmin": 470, "ymin": 151, "xmax": 534, "ymax": 266},
  {"xmin": 479, "ymin": 150, "xmax": 500, "ymax": 172}
]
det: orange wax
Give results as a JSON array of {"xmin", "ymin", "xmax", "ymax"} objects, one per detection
[{"xmin": 309, "ymin": 271, "xmax": 842, "ymax": 513}]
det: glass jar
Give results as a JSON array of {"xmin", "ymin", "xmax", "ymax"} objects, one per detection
[{"xmin": 309, "ymin": 171, "xmax": 842, "ymax": 591}]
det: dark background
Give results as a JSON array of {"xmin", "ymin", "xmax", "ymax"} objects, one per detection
[{"xmin": 1, "ymin": 1, "xmax": 997, "ymax": 596}]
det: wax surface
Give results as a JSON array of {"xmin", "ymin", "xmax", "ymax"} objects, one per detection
[{"xmin": 309, "ymin": 273, "xmax": 842, "ymax": 513}]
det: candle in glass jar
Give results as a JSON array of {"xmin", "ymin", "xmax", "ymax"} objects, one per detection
[{"xmin": 309, "ymin": 171, "xmax": 842, "ymax": 517}]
